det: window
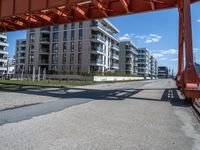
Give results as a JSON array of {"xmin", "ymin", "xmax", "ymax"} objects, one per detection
[
  {"xmin": 77, "ymin": 65, "xmax": 81, "ymax": 74},
  {"xmin": 51, "ymin": 65, "xmax": 57, "ymax": 70},
  {"xmin": 52, "ymin": 43, "xmax": 59, "ymax": 53},
  {"xmin": 70, "ymin": 42, "xmax": 74, "ymax": 52},
  {"xmin": 28, "ymin": 54, "xmax": 34, "ymax": 63},
  {"xmin": 53, "ymin": 32, "xmax": 59, "ymax": 42},
  {"xmin": 63, "ymin": 31, "xmax": 67, "ymax": 41},
  {"xmin": 30, "ymin": 33, "xmax": 35, "ymax": 42},
  {"xmin": 63, "ymin": 42, "xmax": 67, "ymax": 52},
  {"xmin": 79, "ymin": 29, "xmax": 83, "ymax": 40},
  {"xmin": 52, "ymin": 54, "xmax": 58, "ymax": 64},
  {"xmin": 70, "ymin": 65, "xmax": 74, "ymax": 74},
  {"xmin": 71, "ymin": 23, "xmax": 75, "ymax": 29},
  {"xmin": 29, "ymin": 44, "xmax": 34, "ymax": 51},
  {"xmin": 79, "ymin": 22, "xmax": 83, "ymax": 28},
  {"xmin": 71, "ymin": 30, "xmax": 75, "ymax": 40},
  {"xmin": 63, "ymin": 54, "xmax": 66, "ymax": 64},
  {"xmin": 78, "ymin": 41, "xmax": 82, "ymax": 52},
  {"xmin": 64, "ymin": 24, "xmax": 68, "ymax": 30},
  {"xmin": 53, "ymin": 25, "xmax": 59, "ymax": 31},
  {"xmin": 78, "ymin": 53, "xmax": 82, "ymax": 64},
  {"xmin": 70, "ymin": 53, "xmax": 74, "ymax": 64}
]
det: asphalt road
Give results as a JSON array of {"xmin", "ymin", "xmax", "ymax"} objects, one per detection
[{"xmin": 0, "ymin": 79, "xmax": 200, "ymax": 150}]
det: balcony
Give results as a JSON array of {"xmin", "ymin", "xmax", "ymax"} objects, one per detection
[
  {"xmin": 0, "ymin": 58, "xmax": 7, "ymax": 63},
  {"xmin": 0, "ymin": 34, "xmax": 7, "ymax": 39},
  {"xmin": 0, "ymin": 49, "xmax": 8, "ymax": 55},
  {"xmin": 91, "ymin": 46, "xmax": 104, "ymax": 54},
  {"xmin": 111, "ymin": 63, "xmax": 119, "ymax": 69},
  {"xmin": 90, "ymin": 21, "xmax": 114, "ymax": 36},
  {"xmin": 0, "ymin": 66, "xmax": 6, "ymax": 71},
  {"xmin": 91, "ymin": 34, "xmax": 106, "ymax": 43},
  {"xmin": 111, "ymin": 44, "xmax": 119, "ymax": 50},
  {"xmin": 40, "ymin": 27, "xmax": 50, "ymax": 32},
  {"xmin": 40, "ymin": 48, "xmax": 49, "ymax": 53},
  {"xmin": 40, "ymin": 38, "xmax": 50, "ymax": 43},
  {"xmin": 91, "ymin": 59, "xmax": 104, "ymax": 65},
  {"xmin": 39, "ymin": 60, "xmax": 49, "ymax": 64},
  {"xmin": 111, "ymin": 53, "xmax": 119, "ymax": 60},
  {"xmin": 0, "ymin": 41, "xmax": 8, "ymax": 47}
]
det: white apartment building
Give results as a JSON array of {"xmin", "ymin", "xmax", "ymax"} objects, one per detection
[
  {"xmin": 119, "ymin": 41, "xmax": 138, "ymax": 74},
  {"xmin": 150, "ymin": 55, "xmax": 157, "ymax": 78},
  {"xmin": 0, "ymin": 33, "xmax": 8, "ymax": 76},
  {"xmin": 24, "ymin": 19, "xmax": 119, "ymax": 74},
  {"xmin": 15, "ymin": 39, "xmax": 26, "ymax": 74},
  {"xmin": 137, "ymin": 48, "xmax": 150, "ymax": 77}
]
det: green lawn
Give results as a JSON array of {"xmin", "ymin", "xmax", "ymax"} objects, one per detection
[{"xmin": 0, "ymin": 79, "xmax": 95, "ymax": 87}]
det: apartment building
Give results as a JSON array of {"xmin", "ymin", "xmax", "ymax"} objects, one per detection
[
  {"xmin": 15, "ymin": 39, "xmax": 26, "ymax": 73},
  {"xmin": 150, "ymin": 56, "xmax": 158, "ymax": 78},
  {"xmin": 24, "ymin": 19, "xmax": 119, "ymax": 74},
  {"xmin": 119, "ymin": 41, "xmax": 138, "ymax": 74},
  {"xmin": 158, "ymin": 66, "xmax": 168, "ymax": 78},
  {"xmin": 0, "ymin": 33, "xmax": 8, "ymax": 76},
  {"xmin": 137, "ymin": 48, "xmax": 150, "ymax": 77}
]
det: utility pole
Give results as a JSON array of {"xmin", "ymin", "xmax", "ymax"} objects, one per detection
[
  {"xmin": 38, "ymin": 66, "xmax": 40, "ymax": 81},
  {"xmin": 32, "ymin": 66, "xmax": 35, "ymax": 82},
  {"xmin": 21, "ymin": 64, "xmax": 24, "ymax": 80}
]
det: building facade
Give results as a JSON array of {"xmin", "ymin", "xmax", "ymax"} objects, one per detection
[
  {"xmin": 158, "ymin": 66, "xmax": 168, "ymax": 78},
  {"xmin": 137, "ymin": 48, "xmax": 150, "ymax": 77},
  {"xmin": 0, "ymin": 33, "xmax": 8, "ymax": 76},
  {"xmin": 119, "ymin": 41, "xmax": 138, "ymax": 74},
  {"xmin": 150, "ymin": 56, "xmax": 158, "ymax": 78},
  {"xmin": 24, "ymin": 19, "xmax": 119, "ymax": 75},
  {"xmin": 15, "ymin": 39, "xmax": 26, "ymax": 74}
]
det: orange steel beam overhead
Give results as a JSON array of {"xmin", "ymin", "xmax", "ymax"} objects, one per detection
[{"xmin": 0, "ymin": 0, "xmax": 199, "ymax": 32}]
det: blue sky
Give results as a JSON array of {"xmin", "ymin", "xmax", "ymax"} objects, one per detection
[{"xmin": 6, "ymin": 2, "xmax": 200, "ymax": 74}]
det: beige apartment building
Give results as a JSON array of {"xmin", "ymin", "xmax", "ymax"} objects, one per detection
[
  {"xmin": 15, "ymin": 39, "xmax": 26, "ymax": 74},
  {"xmin": 119, "ymin": 41, "xmax": 138, "ymax": 74},
  {"xmin": 24, "ymin": 19, "xmax": 120, "ymax": 74}
]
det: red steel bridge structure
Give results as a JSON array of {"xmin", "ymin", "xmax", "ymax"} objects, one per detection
[{"xmin": 0, "ymin": 0, "xmax": 199, "ymax": 101}]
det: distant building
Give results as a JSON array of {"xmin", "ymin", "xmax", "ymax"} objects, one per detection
[
  {"xmin": 0, "ymin": 33, "xmax": 8, "ymax": 76},
  {"xmin": 158, "ymin": 66, "xmax": 168, "ymax": 78},
  {"xmin": 24, "ymin": 19, "xmax": 119, "ymax": 74},
  {"xmin": 15, "ymin": 39, "xmax": 26, "ymax": 74},
  {"xmin": 137, "ymin": 48, "xmax": 150, "ymax": 77},
  {"xmin": 119, "ymin": 41, "xmax": 138, "ymax": 74},
  {"xmin": 150, "ymin": 56, "xmax": 158, "ymax": 79}
]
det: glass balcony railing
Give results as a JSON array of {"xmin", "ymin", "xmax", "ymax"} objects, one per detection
[
  {"xmin": 90, "ymin": 21, "xmax": 114, "ymax": 36},
  {"xmin": 91, "ymin": 46, "xmax": 104, "ymax": 53},
  {"xmin": 112, "ymin": 63, "xmax": 119, "ymax": 68},
  {"xmin": 91, "ymin": 59, "xmax": 103, "ymax": 65},
  {"xmin": 111, "ymin": 44, "xmax": 119, "ymax": 50},
  {"xmin": 91, "ymin": 34, "xmax": 106, "ymax": 42},
  {"xmin": 111, "ymin": 53, "xmax": 119, "ymax": 59},
  {"xmin": 40, "ymin": 38, "xmax": 50, "ymax": 42}
]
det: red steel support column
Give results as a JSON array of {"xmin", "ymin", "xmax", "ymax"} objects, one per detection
[
  {"xmin": 177, "ymin": 0, "xmax": 184, "ymax": 87},
  {"xmin": 180, "ymin": 0, "xmax": 200, "ymax": 100}
]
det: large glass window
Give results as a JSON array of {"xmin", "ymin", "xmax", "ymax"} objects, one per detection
[
  {"xmin": 64, "ymin": 24, "xmax": 68, "ymax": 30},
  {"xmin": 70, "ymin": 53, "xmax": 74, "ymax": 64},
  {"xmin": 53, "ymin": 32, "xmax": 59, "ymax": 42},
  {"xmin": 52, "ymin": 43, "xmax": 59, "ymax": 53},
  {"xmin": 62, "ymin": 54, "xmax": 66, "ymax": 64},
  {"xmin": 79, "ymin": 29, "xmax": 83, "ymax": 40},
  {"xmin": 63, "ymin": 31, "xmax": 67, "ymax": 41},
  {"xmin": 71, "ymin": 30, "xmax": 75, "ymax": 40},
  {"xmin": 78, "ymin": 41, "xmax": 82, "ymax": 52},
  {"xmin": 53, "ymin": 25, "xmax": 59, "ymax": 31},
  {"xmin": 71, "ymin": 23, "xmax": 75, "ymax": 29},
  {"xmin": 70, "ymin": 42, "xmax": 74, "ymax": 52},
  {"xmin": 52, "ymin": 54, "xmax": 58, "ymax": 64},
  {"xmin": 79, "ymin": 22, "xmax": 83, "ymax": 28},
  {"xmin": 63, "ymin": 42, "xmax": 67, "ymax": 52}
]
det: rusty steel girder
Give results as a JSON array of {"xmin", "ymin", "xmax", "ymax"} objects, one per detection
[{"xmin": 0, "ymin": 0, "xmax": 198, "ymax": 32}]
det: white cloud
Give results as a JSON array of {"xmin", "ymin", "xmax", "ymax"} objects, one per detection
[
  {"xmin": 119, "ymin": 33, "xmax": 131, "ymax": 41},
  {"xmin": 152, "ymin": 53, "xmax": 164, "ymax": 59},
  {"xmin": 135, "ymin": 34, "xmax": 162, "ymax": 43},
  {"xmin": 197, "ymin": 19, "xmax": 200, "ymax": 23},
  {"xmin": 160, "ymin": 49, "xmax": 177, "ymax": 55}
]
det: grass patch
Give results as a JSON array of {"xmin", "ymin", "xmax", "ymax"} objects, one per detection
[{"xmin": 0, "ymin": 79, "xmax": 95, "ymax": 87}]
